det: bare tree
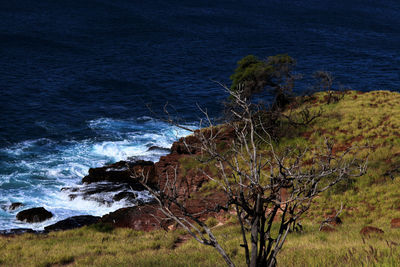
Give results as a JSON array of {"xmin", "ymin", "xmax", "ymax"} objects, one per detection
[
  {"xmin": 312, "ymin": 71, "xmax": 347, "ymax": 104},
  {"xmin": 135, "ymin": 85, "xmax": 367, "ymax": 267}
]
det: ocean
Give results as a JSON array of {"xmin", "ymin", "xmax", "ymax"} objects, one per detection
[{"xmin": 0, "ymin": 0, "xmax": 399, "ymax": 229}]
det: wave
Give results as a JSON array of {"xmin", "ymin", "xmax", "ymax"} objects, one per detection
[{"xmin": 0, "ymin": 117, "xmax": 193, "ymax": 230}]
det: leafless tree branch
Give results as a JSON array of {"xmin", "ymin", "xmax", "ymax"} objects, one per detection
[{"xmin": 133, "ymin": 85, "xmax": 367, "ymax": 267}]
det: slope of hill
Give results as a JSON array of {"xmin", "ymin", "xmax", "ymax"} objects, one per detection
[{"xmin": 1, "ymin": 90, "xmax": 400, "ymax": 267}]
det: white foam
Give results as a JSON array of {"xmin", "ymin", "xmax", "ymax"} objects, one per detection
[{"xmin": 0, "ymin": 117, "xmax": 194, "ymax": 230}]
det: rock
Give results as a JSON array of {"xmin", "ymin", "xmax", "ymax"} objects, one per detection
[
  {"xmin": 66, "ymin": 160, "xmax": 158, "ymax": 206},
  {"xmin": 82, "ymin": 160, "xmax": 157, "ymax": 190},
  {"xmin": 9, "ymin": 202, "xmax": 24, "ymax": 211},
  {"xmin": 64, "ymin": 183, "xmax": 126, "ymax": 195},
  {"xmin": 62, "ymin": 183, "xmax": 141, "ymax": 206},
  {"xmin": 101, "ymin": 190, "xmax": 228, "ymax": 232},
  {"xmin": 61, "ymin": 187, "xmax": 79, "ymax": 192},
  {"xmin": 170, "ymin": 128, "xmax": 235, "ymax": 155},
  {"xmin": 101, "ymin": 203, "xmax": 167, "ymax": 231},
  {"xmin": 155, "ymin": 154, "xmax": 223, "ymax": 202},
  {"xmin": 44, "ymin": 215, "xmax": 100, "ymax": 231},
  {"xmin": 113, "ymin": 191, "xmax": 137, "ymax": 202},
  {"xmin": 147, "ymin": 146, "xmax": 171, "ymax": 152},
  {"xmin": 391, "ymin": 218, "xmax": 400, "ymax": 228},
  {"xmin": 171, "ymin": 135, "xmax": 201, "ymax": 154},
  {"xmin": 16, "ymin": 207, "xmax": 53, "ymax": 223},
  {"xmin": 360, "ymin": 226, "xmax": 384, "ymax": 236},
  {"xmin": 88, "ymin": 127, "xmax": 234, "ymax": 231},
  {"xmin": 0, "ymin": 228, "xmax": 36, "ymax": 236}
]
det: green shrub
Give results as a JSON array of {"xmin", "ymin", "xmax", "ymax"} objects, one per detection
[
  {"xmin": 205, "ymin": 217, "xmax": 219, "ymax": 228},
  {"xmin": 88, "ymin": 223, "xmax": 115, "ymax": 233}
]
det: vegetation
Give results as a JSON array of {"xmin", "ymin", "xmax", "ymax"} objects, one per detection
[
  {"xmin": 147, "ymin": 83, "xmax": 368, "ymax": 266},
  {"xmin": 1, "ymin": 90, "xmax": 400, "ymax": 266},
  {"xmin": 0, "ymin": 215, "xmax": 399, "ymax": 266},
  {"xmin": 229, "ymin": 54, "xmax": 297, "ymax": 108}
]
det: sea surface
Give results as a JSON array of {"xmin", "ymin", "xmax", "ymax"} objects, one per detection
[{"xmin": 0, "ymin": 0, "xmax": 399, "ymax": 230}]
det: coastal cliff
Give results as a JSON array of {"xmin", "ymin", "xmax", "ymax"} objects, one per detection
[
  {"xmin": 2, "ymin": 91, "xmax": 400, "ymax": 266},
  {"xmin": 99, "ymin": 128, "xmax": 234, "ymax": 231}
]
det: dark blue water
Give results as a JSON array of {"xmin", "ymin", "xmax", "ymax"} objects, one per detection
[{"xmin": 1, "ymin": 0, "xmax": 399, "ymax": 229}]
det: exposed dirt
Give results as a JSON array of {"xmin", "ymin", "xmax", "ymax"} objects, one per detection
[
  {"xmin": 390, "ymin": 218, "xmax": 400, "ymax": 228},
  {"xmin": 172, "ymin": 234, "xmax": 192, "ymax": 249},
  {"xmin": 360, "ymin": 226, "xmax": 384, "ymax": 236}
]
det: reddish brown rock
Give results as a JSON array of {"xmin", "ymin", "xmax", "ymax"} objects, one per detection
[
  {"xmin": 101, "ymin": 204, "xmax": 169, "ymax": 231},
  {"xmin": 170, "ymin": 127, "xmax": 235, "ymax": 156},
  {"xmin": 391, "ymin": 218, "xmax": 400, "ymax": 228},
  {"xmin": 101, "ymin": 191, "xmax": 228, "ymax": 232},
  {"xmin": 155, "ymin": 133, "xmax": 227, "ymax": 202},
  {"xmin": 101, "ymin": 127, "xmax": 234, "ymax": 232},
  {"xmin": 360, "ymin": 226, "xmax": 384, "ymax": 236},
  {"xmin": 171, "ymin": 135, "xmax": 201, "ymax": 155}
]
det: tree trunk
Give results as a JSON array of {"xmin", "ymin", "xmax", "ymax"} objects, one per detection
[{"xmin": 249, "ymin": 194, "xmax": 261, "ymax": 267}]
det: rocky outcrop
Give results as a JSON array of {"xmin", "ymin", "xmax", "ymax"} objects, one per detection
[
  {"xmin": 85, "ymin": 128, "xmax": 233, "ymax": 232},
  {"xmin": 170, "ymin": 135, "xmax": 202, "ymax": 155},
  {"xmin": 1, "ymin": 202, "xmax": 24, "ymax": 212},
  {"xmin": 61, "ymin": 160, "xmax": 158, "ymax": 205},
  {"xmin": 16, "ymin": 207, "xmax": 53, "ymax": 223},
  {"xmin": 1, "ymin": 216, "xmax": 100, "ymax": 235},
  {"xmin": 155, "ymin": 154, "xmax": 209, "ymax": 201},
  {"xmin": 100, "ymin": 130, "xmax": 232, "ymax": 231},
  {"xmin": 44, "ymin": 215, "xmax": 100, "ymax": 231},
  {"xmin": 101, "ymin": 203, "xmax": 165, "ymax": 231},
  {"xmin": 62, "ymin": 183, "xmax": 141, "ymax": 206},
  {"xmin": 360, "ymin": 226, "xmax": 384, "ymax": 236},
  {"xmin": 9, "ymin": 202, "xmax": 24, "ymax": 211},
  {"xmin": 170, "ymin": 128, "xmax": 234, "ymax": 155},
  {"xmin": 101, "ymin": 191, "xmax": 228, "ymax": 231},
  {"xmin": 147, "ymin": 146, "xmax": 171, "ymax": 152},
  {"xmin": 82, "ymin": 160, "xmax": 157, "ymax": 189},
  {"xmin": 1, "ymin": 128, "xmax": 233, "ymax": 233},
  {"xmin": 112, "ymin": 191, "xmax": 137, "ymax": 202}
]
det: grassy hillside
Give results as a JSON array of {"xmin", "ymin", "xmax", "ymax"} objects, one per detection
[{"xmin": 1, "ymin": 90, "xmax": 400, "ymax": 267}]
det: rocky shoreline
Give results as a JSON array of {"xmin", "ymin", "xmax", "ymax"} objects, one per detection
[{"xmin": 1, "ymin": 131, "xmax": 230, "ymax": 235}]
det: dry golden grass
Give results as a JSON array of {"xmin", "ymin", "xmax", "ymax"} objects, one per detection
[{"xmin": 1, "ymin": 220, "xmax": 400, "ymax": 267}]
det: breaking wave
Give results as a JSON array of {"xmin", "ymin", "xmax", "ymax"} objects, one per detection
[{"xmin": 0, "ymin": 117, "xmax": 193, "ymax": 230}]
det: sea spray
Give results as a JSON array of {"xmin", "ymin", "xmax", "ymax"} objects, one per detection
[{"xmin": 0, "ymin": 117, "xmax": 193, "ymax": 230}]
